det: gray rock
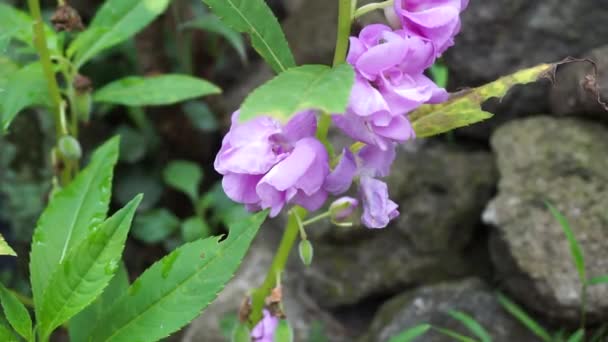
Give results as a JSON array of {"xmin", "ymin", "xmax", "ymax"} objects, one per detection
[
  {"xmin": 302, "ymin": 142, "xmax": 497, "ymax": 307},
  {"xmin": 182, "ymin": 222, "xmax": 348, "ymax": 342},
  {"xmin": 550, "ymin": 45, "xmax": 608, "ymax": 121},
  {"xmin": 484, "ymin": 116, "xmax": 608, "ymax": 323},
  {"xmin": 362, "ymin": 278, "xmax": 540, "ymax": 342}
]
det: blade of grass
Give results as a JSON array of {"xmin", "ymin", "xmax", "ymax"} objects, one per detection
[
  {"xmin": 388, "ymin": 324, "xmax": 431, "ymax": 342},
  {"xmin": 496, "ymin": 293, "xmax": 552, "ymax": 342},
  {"xmin": 545, "ymin": 202, "xmax": 586, "ymax": 283},
  {"xmin": 433, "ymin": 327, "xmax": 478, "ymax": 342},
  {"xmin": 588, "ymin": 275, "xmax": 608, "ymax": 286},
  {"xmin": 566, "ymin": 329, "xmax": 584, "ymax": 342},
  {"xmin": 448, "ymin": 310, "xmax": 492, "ymax": 342}
]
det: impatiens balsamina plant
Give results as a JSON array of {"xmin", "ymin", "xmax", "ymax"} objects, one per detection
[{"xmin": 0, "ymin": 0, "xmax": 556, "ymax": 340}]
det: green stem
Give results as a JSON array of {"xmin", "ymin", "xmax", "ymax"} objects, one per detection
[
  {"xmin": 353, "ymin": 0, "xmax": 394, "ymax": 19},
  {"xmin": 333, "ymin": 0, "xmax": 354, "ymax": 66},
  {"xmin": 302, "ymin": 211, "xmax": 331, "ymax": 226},
  {"xmin": 250, "ymin": 207, "xmax": 307, "ymax": 326},
  {"xmin": 27, "ymin": 0, "xmax": 64, "ymax": 138}
]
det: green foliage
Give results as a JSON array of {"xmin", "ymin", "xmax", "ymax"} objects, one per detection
[
  {"xmin": 132, "ymin": 209, "xmax": 181, "ymax": 244},
  {"xmin": 588, "ymin": 275, "xmax": 608, "ymax": 285},
  {"xmin": 29, "ymin": 137, "xmax": 119, "ymax": 320},
  {"xmin": 0, "ymin": 284, "xmax": 32, "ymax": 341},
  {"xmin": 388, "ymin": 324, "xmax": 431, "ymax": 342},
  {"xmin": 567, "ymin": 329, "xmax": 584, "ymax": 342},
  {"xmin": 496, "ymin": 293, "xmax": 552, "ymax": 342},
  {"xmin": 37, "ymin": 196, "xmax": 142, "ymax": 339},
  {"xmin": 274, "ymin": 319, "xmax": 294, "ymax": 342},
  {"xmin": 69, "ymin": 0, "xmax": 172, "ymax": 67},
  {"xmin": 545, "ymin": 202, "xmax": 586, "ymax": 283},
  {"xmin": 448, "ymin": 310, "xmax": 492, "ymax": 342},
  {"xmin": 0, "ymin": 62, "xmax": 51, "ymax": 132},
  {"xmin": 94, "ymin": 75, "xmax": 221, "ymax": 107},
  {"xmin": 201, "ymin": 0, "xmax": 295, "ymax": 73},
  {"xmin": 181, "ymin": 216, "xmax": 211, "ymax": 242},
  {"xmin": 433, "ymin": 327, "xmax": 476, "ymax": 342},
  {"xmin": 0, "ymin": 235, "xmax": 15, "ymax": 256},
  {"xmin": 0, "ymin": 3, "xmax": 57, "ymax": 51},
  {"xmin": 88, "ymin": 211, "xmax": 268, "ymax": 341},
  {"xmin": 163, "ymin": 160, "xmax": 203, "ymax": 201},
  {"xmin": 183, "ymin": 101, "xmax": 219, "ymax": 132},
  {"xmin": 69, "ymin": 262, "xmax": 130, "ymax": 342},
  {"xmin": 240, "ymin": 64, "xmax": 355, "ymax": 122},
  {"xmin": 430, "ymin": 63, "xmax": 449, "ymax": 88},
  {"xmin": 181, "ymin": 14, "xmax": 247, "ymax": 62},
  {"xmin": 410, "ymin": 63, "xmax": 553, "ymax": 138}
]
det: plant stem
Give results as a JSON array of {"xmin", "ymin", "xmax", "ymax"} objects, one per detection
[
  {"xmin": 302, "ymin": 211, "xmax": 331, "ymax": 226},
  {"xmin": 249, "ymin": 207, "xmax": 307, "ymax": 326},
  {"xmin": 581, "ymin": 282, "xmax": 587, "ymax": 329},
  {"xmin": 354, "ymin": 0, "xmax": 394, "ymax": 19},
  {"xmin": 333, "ymin": 0, "xmax": 354, "ymax": 66},
  {"xmin": 27, "ymin": 0, "xmax": 64, "ymax": 138},
  {"xmin": 10, "ymin": 290, "xmax": 34, "ymax": 308}
]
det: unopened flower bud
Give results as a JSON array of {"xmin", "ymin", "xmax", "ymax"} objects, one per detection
[
  {"xmin": 58, "ymin": 135, "xmax": 82, "ymax": 161},
  {"xmin": 298, "ymin": 239, "xmax": 313, "ymax": 266},
  {"xmin": 274, "ymin": 319, "xmax": 294, "ymax": 342},
  {"xmin": 73, "ymin": 74, "xmax": 93, "ymax": 122},
  {"xmin": 329, "ymin": 197, "xmax": 358, "ymax": 222},
  {"xmin": 231, "ymin": 323, "xmax": 250, "ymax": 342},
  {"xmin": 51, "ymin": 4, "xmax": 84, "ymax": 32}
]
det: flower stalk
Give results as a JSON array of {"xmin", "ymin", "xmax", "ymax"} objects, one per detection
[{"xmin": 354, "ymin": 0, "xmax": 394, "ymax": 19}]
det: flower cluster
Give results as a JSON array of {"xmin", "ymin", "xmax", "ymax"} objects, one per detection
[{"xmin": 214, "ymin": 0, "xmax": 467, "ymax": 229}]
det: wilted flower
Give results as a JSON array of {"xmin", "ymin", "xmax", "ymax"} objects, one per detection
[
  {"xmin": 359, "ymin": 176, "xmax": 399, "ymax": 229},
  {"xmin": 388, "ymin": 0, "xmax": 469, "ymax": 55},
  {"xmin": 215, "ymin": 111, "xmax": 329, "ymax": 217},
  {"xmin": 251, "ymin": 310, "xmax": 279, "ymax": 342}
]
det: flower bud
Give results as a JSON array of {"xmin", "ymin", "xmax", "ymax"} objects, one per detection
[
  {"xmin": 51, "ymin": 4, "xmax": 84, "ymax": 32},
  {"xmin": 73, "ymin": 74, "xmax": 93, "ymax": 122},
  {"xmin": 274, "ymin": 319, "xmax": 294, "ymax": 342},
  {"xmin": 58, "ymin": 135, "xmax": 82, "ymax": 161},
  {"xmin": 298, "ymin": 239, "xmax": 313, "ymax": 266},
  {"xmin": 231, "ymin": 323, "xmax": 250, "ymax": 342},
  {"xmin": 329, "ymin": 197, "xmax": 358, "ymax": 222}
]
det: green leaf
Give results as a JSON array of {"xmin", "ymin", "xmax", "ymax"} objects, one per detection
[
  {"xmin": 430, "ymin": 63, "xmax": 449, "ymax": 88},
  {"xmin": 116, "ymin": 125, "xmax": 147, "ymax": 164},
  {"xmin": 94, "ymin": 75, "xmax": 220, "ymax": 107},
  {"xmin": 240, "ymin": 64, "xmax": 355, "ymax": 122},
  {"xmin": 545, "ymin": 202, "xmax": 586, "ymax": 283},
  {"xmin": 38, "ymin": 196, "xmax": 142, "ymax": 339},
  {"xmin": 0, "ymin": 284, "xmax": 32, "ymax": 341},
  {"xmin": 388, "ymin": 324, "xmax": 431, "ymax": 342},
  {"xmin": 29, "ymin": 137, "xmax": 120, "ymax": 319},
  {"xmin": 410, "ymin": 63, "xmax": 552, "ymax": 138},
  {"xmin": 89, "ymin": 211, "xmax": 268, "ymax": 342},
  {"xmin": 433, "ymin": 327, "xmax": 477, "ymax": 342},
  {"xmin": 496, "ymin": 293, "xmax": 552, "ymax": 342},
  {"xmin": 132, "ymin": 208, "xmax": 180, "ymax": 244},
  {"xmin": 448, "ymin": 310, "xmax": 492, "ymax": 342},
  {"xmin": 163, "ymin": 160, "xmax": 203, "ymax": 201},
  {"xmin": 69, "ymin": 0, "xmax": 171, "ymax": 67},
  {"xmin": 0, "ymin": 3, "xmax": 57, "ymax": 51},
  {"xmin": 589, "ymin": 275, "xmax": 608, "ymax": 285},
  {"xmin": 181, "ymin": 216, "xmax": 211, "ymax": 242},
  {"xmin": 182, "ymin": 15, "xmax": 247, "ymax": 62},
  {"xmin": 567, "ymin": 329, "xmax": 584, "ymax": 342},
  {"xmin": 0, "ymin": 314, "xmax": 20, "ymax": 342},
  {"xmin": 0, "ymin": 235, "xmax": 15, "ymax": 257},
  {"xmin": 201, "ymin": 0, "xmax": 295, "ymax": 73},
  {"xmin": 183, "ymin": 101, "xmax": 219, "ymax": 132},
  {"xmin": 1, "ymin": 62, "xmax": 52, "ymax": 132},
  {"xmin": 69, "ymin": 262, "xmax": 130, "ymax": 342}
]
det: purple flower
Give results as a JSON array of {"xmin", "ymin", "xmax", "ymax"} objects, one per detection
[
  {"xmin": 389, "ymin": 0, "xmax": 469, "ymax": 54},
  {"xmin": 329, "ymin": 197, "xmax": 359, "ymax": 221},
  {"xmin": 251, "ymin": 310, "xmax": 279, "ymax": 342},
  {"xmin": 360, "ymin": 176, "xmax": 399, "ymax": 229},
  {"xmin": 334, "ymin": 24, "xmax": 448, "ymax": 150},
  {"xmin": 215, "ymin": 110, "xmax": 329, "ymax": 217}
]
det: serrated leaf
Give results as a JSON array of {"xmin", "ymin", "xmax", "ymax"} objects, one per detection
[
  {"xmin": 163, "ymin": 160, "xmax": 203, "ymax": 201},
  {"xmin": 0, "ymin": 235, "xmax": 15, "ymax": 256},
  {"xmin": 0, "ymin": 284, "xmax": 32, "ymax": 341},
  {"xmin": 69, "ymin": 0, "xmax": 171, "ymax": 67},
  {"xmin": 1, "ymin": 62, "xmax": 51, "ymax": 132},
  {"xmin": 410, "ymin": 63, "xmax": 552, "ymax": 138},
  {"xmin": 38, "ymin": 196, "xmax": 142, "ymax": 339},
  {"xmin": 181, "ymin": 15, "xmax": 247, "ymax": 62},
  {"xmin": 497, "ymin": 293, "xmax": 552, "ymax": 342},
  {"xmin": 94, "ymin": 75, "xmax": 220, "ymax": 107},
  {"xmin": 29, "ymin": 137, "xmax": 120, "ymax": 319},
  {"xmin": 567, "ymin": 329, "xmax": 584, "ymax": 342},
  {"xmin": 589, "ymin": 275, "xmax": 608, "ymax": 285},
  {"xmin": 545, "ymin": 202, "xmax": 586, "ymax": 283},
  {"xmin": 89, "ymin": 211, "xmax": 268, "ymax": 342},
  {"xmin": 69, "ymin": 262, "xmax": 130, "ymax": 342},
  {"xmin": 388, "ymin": 324, "xmax": 431, "ymax": 342},
  {"xmin": 132, "ymin": 208, "xmax": 180, "ymax": 244},
  {"xmin": 448, "ymin": 310, "xmax": 492, "ymax": 342},
  {"xmin": 0, "ymin": 3, "xmax": 57, "ymax": 51},
  {"xmin": 181, "ymin": 217, "xmax": 211, "ymax": 242},
  {"xmin": 240, "ymin": 64, "xmax": 355, "ymax": 122},
  {"xmin": 201, "ymin": 0, "xmax": 294, "ymax": 73}
]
